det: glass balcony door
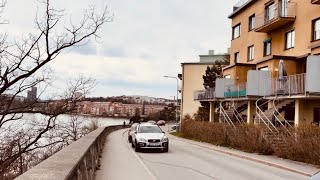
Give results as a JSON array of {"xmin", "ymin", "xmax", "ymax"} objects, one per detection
[
  {"xmin": 280, "ymin": 0, "xmax": 288, "ymax": 17},
  {"xmin": 266, "ymin": 3, "xmax": 275, "ymax": 22}
]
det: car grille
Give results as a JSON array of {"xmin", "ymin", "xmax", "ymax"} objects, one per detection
[{"xmin": 148, "ymin": 139, "xmax": 160, "ymax": 143}]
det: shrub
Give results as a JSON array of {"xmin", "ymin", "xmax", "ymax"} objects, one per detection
[
  {"xmin": 181, "ymin": 120, "xmax": 273, "ymax": 155},
  {"xmin": 276, "ymin": 126, "xmax": 320, "ymax": 165},
  {"xmin": 179, "ymin": 120, "xmax": 320, "ymax": 166}
]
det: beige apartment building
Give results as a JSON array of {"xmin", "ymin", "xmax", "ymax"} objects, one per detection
[
  {"xmin": 194, "ymin": 0, "xmax": 320, "ymax": 130},
  {"xmin": 180, "ymin": 50, "xmax": 229, "ymax": 120}
]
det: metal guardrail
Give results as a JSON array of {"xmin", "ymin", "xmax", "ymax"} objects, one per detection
[
  {"xmin": 193, "ymin": 88, "xmax": 215, "ymax": 101},
  {"xmin": 272, "ymin": 99, "xmax": 293, "ymax": 135},
  {"xmin": 220, "ymin": 100, "xmax": 236, "ymax": 129},
  {"xmin": 255, "ymin": 2, "xmax": 296, "ymax": 30},
  {"xmin": 15, "ymin": 125, "xmax": 128, "ymax": 180},
  {"xmin": 255, "ymin": 98, "xmax": 279, "ymax": 134},
  {"xmin": 232, "ymin": 102, "xmax": 246, "ymax": 124},
  {"xmin": 269, "ymin": 73, "xmax": 306, "ymax": 96}
]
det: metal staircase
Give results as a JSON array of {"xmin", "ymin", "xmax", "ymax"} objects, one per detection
[
  {"xmin": 233, "ymin": 101, "xmax": 247, "ymax": 124},
  {"xmin": 220, "ymin": 100, "xmax": 236, "ymax": 128},
  {"xmin": 255, "ymin": 98, "xmax": 294, "ymax": 151},
  {"xmin": 219, "ymin": 101, "xmax": 247, "ymax": 127}
]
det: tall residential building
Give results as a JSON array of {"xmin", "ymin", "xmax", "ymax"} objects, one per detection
[
  {"xmin": 27, "ymin": 87, "xmax": 37, "ymax": 102},
  {"xmin": 180, "ymin": 50, "xmax": 229, "ymax": 120},
  {"xmin": 194, "ymin": 0, "xmax": 320, "ymax": 128}
]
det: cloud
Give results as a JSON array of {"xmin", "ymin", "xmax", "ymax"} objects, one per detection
[{"xmin": 4, "ymin": 0, "xmax": 239, "ymax": 98}]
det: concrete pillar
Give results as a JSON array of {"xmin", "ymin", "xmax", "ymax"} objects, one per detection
[
  {"xmin": 209, "ymin": 101, "xmax": 215, "ymax": 123},
  {"xmin": 267, "ymin": 100, "xmax": 273, "ymax": 110},
  {"xmin": 247, "ymin": 100, "xmax": 256, "ymax": 124},
  {"xmin": 294, "ymin": 99, "xmax": 304, "ymax": 127}
]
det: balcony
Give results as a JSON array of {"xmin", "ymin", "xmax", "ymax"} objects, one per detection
[
  {"xmin": 193, "ymin": 88, "xmax": 215, "ymax": 101},
  {"xmin": 255, "ymin": 2, "xmax": 296, "ymax": 33},
  {"xmin": 224, "ymin": 83, "xmax": 247, "ymax": 98},
  {"xmin": 311, "ymin": 0, "xmax": 320, "ymax": 4},
  {"xmin": 267, "ymin": 73, "xmax": 306, "ymax": 97}
]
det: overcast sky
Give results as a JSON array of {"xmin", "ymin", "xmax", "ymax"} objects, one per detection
[{"xmin": 4, "ymin": 0, "xmax": 238, "ymax": 99}]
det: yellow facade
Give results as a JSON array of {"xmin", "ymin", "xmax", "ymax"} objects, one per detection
[
  {"xmin": 181, "ymin": 63, "xmax": 214, "ymax": 118},
  {"xmin": 228, "ymin": 0, "xmax": 320, "ymax": 73},
  {"xmin": 223, "ymin": 0, "xmax": 320, "ymax": 126}
]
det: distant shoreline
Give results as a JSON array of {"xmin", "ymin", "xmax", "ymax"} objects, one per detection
[{"xmin": 75, "ymin": 113, "xmax": 129, "ymax": 119}]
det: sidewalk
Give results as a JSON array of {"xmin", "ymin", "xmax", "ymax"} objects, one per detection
[{"xmin": 167, "ymin": 132, "xmax": 320, "ymax": 177}]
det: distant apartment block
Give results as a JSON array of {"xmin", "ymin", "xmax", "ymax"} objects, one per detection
[
  {"xmin": 27, "ymin": 87, "xmax": 37, "ymax": 102},
  {"xmin": 77, "ymin": 101, "xmax": 166, "ymax": 117}
]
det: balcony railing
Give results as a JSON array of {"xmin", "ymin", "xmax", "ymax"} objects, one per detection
[
  {"xmin": 193, "ymin": 88, "xmax": 215, "ymax": 101},
  {"xmin": 255, "ymin": 2, "xmax": 296, "ymax": 33},
  {"xmin": 224, "ymin": 82, "xmax": 247, "ymax": 98},
  {"xmin": 311, "ymin": 0, "xmax": 320, "ymax": 4},
  {"xmin": 268, "ymin": 73, "xmax": 306, "ymax": 96}
]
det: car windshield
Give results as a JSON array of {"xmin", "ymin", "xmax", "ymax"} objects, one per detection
[{"xmin": 138, "ymin": 126, "xmax": 163, "ymax": 133}]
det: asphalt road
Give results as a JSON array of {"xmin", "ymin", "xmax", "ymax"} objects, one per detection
[{"xmin": 95, "ymin": 128, "xmax": 309, "ymax": 180}]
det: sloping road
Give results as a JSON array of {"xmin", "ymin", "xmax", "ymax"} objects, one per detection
[{"xmin": 95, "ymin": 128, "xmax": 310, "ymax": 180}]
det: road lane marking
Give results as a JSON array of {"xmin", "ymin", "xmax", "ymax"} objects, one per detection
[
  {"xmin": 168, "ymin": 134, "xmax": 313, "ymax": 177},
  {"xmin": 121, "ymin": 130, "xmax": 158, "ymax": 180},
  {"xmin": 141, "ymin": 158, "xmax": 218, "ymax": 180}
]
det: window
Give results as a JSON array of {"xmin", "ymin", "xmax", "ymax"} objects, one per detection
[
  {"xmin": 266, "ymin": 3, "xmax": 275, "ymax": 22},
  {"xmin": 224, "ymin": 75, "xmax": 231, "ymax": 79},
  {"xmin": 285, "ymin": 30, "xmax": 295, "ymax": 49},
  {"xmin": 263, "ymin": 38, "xmax": 272, "ymax": 56},
  {"xmin": 313, "ymin": 18, "xmax": 320, "ymax": 41},
  {"xmin": 259, "ymin": 66, "xmax": 269, "ymax": 71},
  {"xmin": 234, "ymin": 52, "xmax": 240, "ymax": 63},
  {"xmin": 249, "ymin": 14, "xmax": 255, "ymax": 31},
  {"xmin": 248, "ymin": 45, "xmax": 254, "ymax": 61},
  {"xmin": 232, "ymin": 24, "xmax": 241, "ymax": 39}
]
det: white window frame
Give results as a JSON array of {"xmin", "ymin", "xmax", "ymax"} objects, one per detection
[
  {"xmin": 285, "ymin": 30, "xmax": 295, "ymax": 49},
  {"xmin": 233, "ymin": 24, "xmax": 241, "ymax": 39},
  {"xmin": 248, "ymin": 45, "xmax": 254, "ymax": 61}
]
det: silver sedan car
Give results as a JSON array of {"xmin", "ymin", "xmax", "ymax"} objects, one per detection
[{"xmin": 131, "ymin": 123, "xmax": 169, "ymax": 152}]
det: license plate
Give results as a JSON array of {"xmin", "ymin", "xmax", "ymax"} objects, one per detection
[{"xmin": 149, "ymin": 143, "xmax": 160, "ymax": 146}]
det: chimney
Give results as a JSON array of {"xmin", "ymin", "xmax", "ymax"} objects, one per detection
[{"xmin": 208, "ymin": 50, "xmax": 215, "ymax": 55}]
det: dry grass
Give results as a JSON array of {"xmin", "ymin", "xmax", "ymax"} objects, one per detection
[
  {"xmin": 178, "ymin": 120, "xmax": 320, "ymax": 166},
  {"xmin": 181, "ymin": 120, "xmax": 273, "ymax": 155},
  {"xmin": 276, "ymin": 126, "xmax": 320, "ymax": 166}
]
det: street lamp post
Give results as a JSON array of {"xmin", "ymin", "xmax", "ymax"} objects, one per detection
[{"xmin": 163, "ymin": 76, "xmax": 179, "ymax": 124}]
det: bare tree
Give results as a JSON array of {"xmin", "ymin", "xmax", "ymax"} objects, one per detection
[{"xmin": 0, "ymin": 0, "xmax": 111, "ymax": 177}]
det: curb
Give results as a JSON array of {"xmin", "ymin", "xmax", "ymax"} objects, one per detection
[{"xmin": 168, "ymin": 134, "xmax": 313, "ymax": 177}]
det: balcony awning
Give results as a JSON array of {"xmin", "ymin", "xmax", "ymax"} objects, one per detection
[{"xmin": 263, "ymin": 37, "xmax": 272, "ymax": 43}]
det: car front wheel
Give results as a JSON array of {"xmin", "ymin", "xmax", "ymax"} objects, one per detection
[
  {"xmin": 134, "ymin": 141, "xmax": 140, "ymax": 152},
  {"xmin": 128, "ymin": 136, "xmax": 132, "ymax": 143},
  {"xmin": 163, "ymin": 147, "xmax": 169, "ymax": 152}
]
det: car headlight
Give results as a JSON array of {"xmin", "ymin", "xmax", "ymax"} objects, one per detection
[
  {"xmin": 137, "ymin": 138, "xmax": 147, "ymax": 142},
  {"xmin": 162, "ymin": 137, "xmax": 168, "ymax": 142}
]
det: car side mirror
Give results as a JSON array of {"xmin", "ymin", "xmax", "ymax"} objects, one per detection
[{"xmin": 134, "ymin": 131, "xmax": 137, "ymax": 134}]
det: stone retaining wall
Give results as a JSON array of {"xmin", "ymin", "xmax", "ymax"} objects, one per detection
[{"xmin": 16, "ymin": 125, "xmax": 128, "ymax": 180}]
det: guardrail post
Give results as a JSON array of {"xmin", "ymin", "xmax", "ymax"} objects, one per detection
[{"xmin": 289, "ymin": 76, "xmax": 291, "ymax": 96}]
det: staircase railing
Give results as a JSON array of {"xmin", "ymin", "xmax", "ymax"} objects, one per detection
[
  {"xmin": 232, "ymin": 101, "xmax": 246, "ymax": 124},
  {"xmin": 272, "ymin": 99, "xmax": 293, "ymax": 135},
  {"xmin": 220, "ymin": 100, "xmax": 236, "ymax": 128},
  {"xmin": 255, "ymin": 98, "xmax": 279, "ymax": 133}
]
